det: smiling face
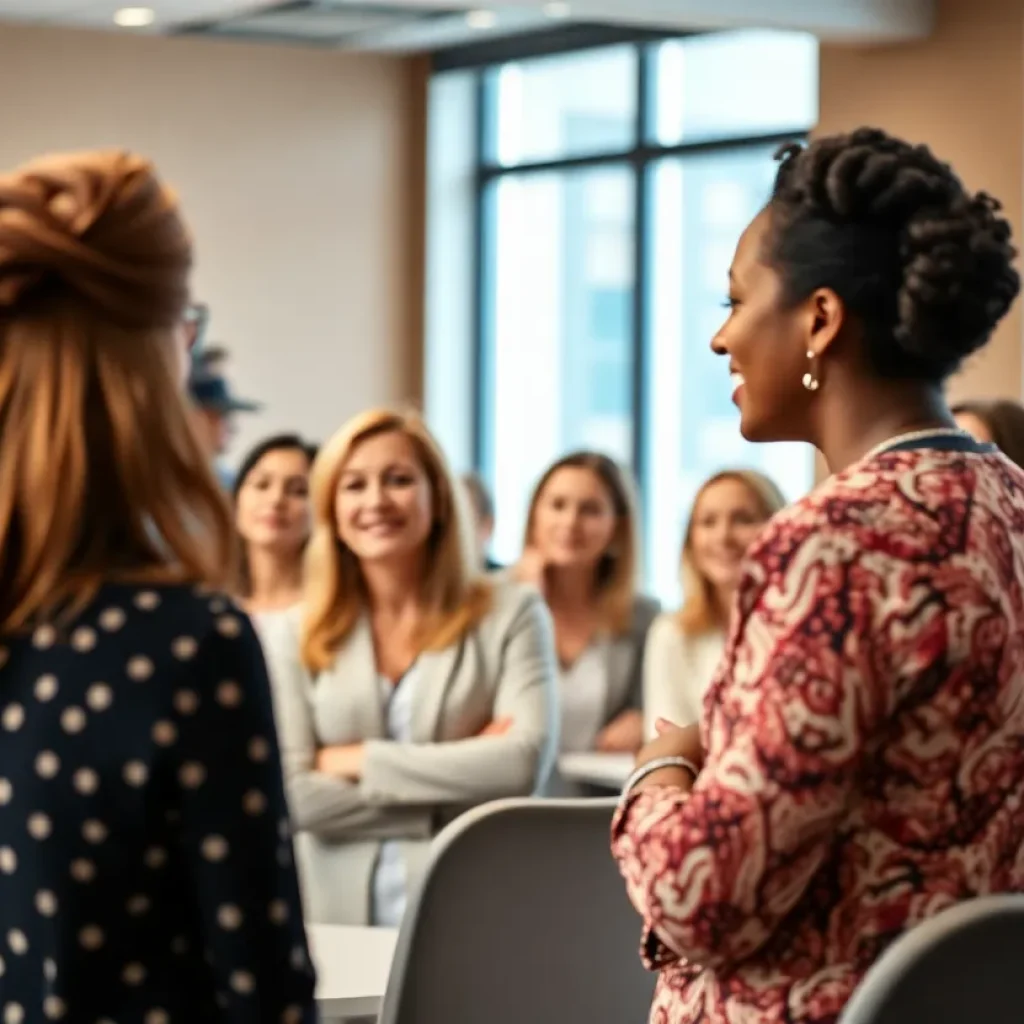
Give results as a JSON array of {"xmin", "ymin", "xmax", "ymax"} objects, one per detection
[
  {"xmin": 712, "ymin": 208, "xmax": 819, "ymax": 442},
  {"xmin": 235, "ymin": 446, "xmax": 312, "ymax": 554},
  {"xmin": 334, "ymin": 429, "xmax": 435, "ymax": 566},
  {"xmin": 687, "ymin": 476, "xmax": 770, "ymax": 596},
  {"xmin": 530, "ymin": 466, "xmax": 619, "ymax": 571}
]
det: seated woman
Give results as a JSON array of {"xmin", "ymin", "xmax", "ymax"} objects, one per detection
[
  {"xmin": 260, "ymin": 409, "xmax": 558, "ymax": 926},
  {"xmin": 952, "ymin": 397, "xmax": 1024, "ymax": 468},
  {"xmin": 517, "ymin": 452, "xmax": 658, "ymax": 757},
  {"xmin": 643, "ymin": 469, "xmax": 785, "ymax": 738},
  {"xmin": 613, "ymin": 128, "xmax": 1024, "ymax": 1024},
  {"xmin": 234, "ymin": 433, "xmax": 317, "ymax": 622}
]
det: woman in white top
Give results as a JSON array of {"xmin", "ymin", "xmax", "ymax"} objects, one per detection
[
  {"xmin": 261, "ymin": 409, "xmax": 558, "ymax": 926},
  {"xmin": 517, "ymin": 451, "xmax": 658, "ymax": 756},
  {"xmin": 643, "ymin": 469, "xmax": 785, "ymax": 739},
  {"xmin": 234, "ymin": 433, "xmax": 317, "ymax": 620}
]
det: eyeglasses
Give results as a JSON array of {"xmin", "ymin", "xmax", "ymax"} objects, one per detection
[{"xmin": 182, "ymin": 302, "xmax": 209, "ymax": 354}]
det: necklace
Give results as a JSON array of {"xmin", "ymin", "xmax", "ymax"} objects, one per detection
[{"xmin": 862, "ymin": 427, "xmax": 973, "ymax": 462}]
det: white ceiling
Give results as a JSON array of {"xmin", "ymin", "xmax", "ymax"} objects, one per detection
[{"xmin": 0, "ymin": 0, "xmax": 936, "ymax": 50}]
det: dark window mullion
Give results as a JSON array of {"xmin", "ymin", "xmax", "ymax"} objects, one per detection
[
  {"xmin": 630, "ymin": 43, "xmax": 651, "ymax": 493},
  {"xmin": 470, "ymin": 69, "xmax": 488, "ymax": 474}
]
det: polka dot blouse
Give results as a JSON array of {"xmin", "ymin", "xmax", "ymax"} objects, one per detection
[{"xmin": 0, "ymin": 582, "xmax": 316, "ymax": 1022}]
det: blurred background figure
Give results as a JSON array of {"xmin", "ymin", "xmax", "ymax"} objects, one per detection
[
  {"xmin": 187, "ymin": 343, "xmax": 261, "ymax": 488},
  {"xmin": 260, "ymin": 409, "xmax": 558, "ymax": 926},
  {"xmin": 461, "ymin": 471, "xmax": 501, "ymax": 571},
  {"xmin": 643, "ymin": 469, "xmax": 785, "ymax": 739},
  {"xmin": 517, "ymin": 452, "xmax": 657, "ymax": 758},
  {"xmin": 234, "ymin": 433, "xmax": 318, "ymax": 622},
  {"xmin": 952, "ymin": 398, "xmax": 1024, "ymax": 468}
]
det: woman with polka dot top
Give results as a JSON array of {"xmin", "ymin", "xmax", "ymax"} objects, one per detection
[{"xmin": 0, "ymin": 152, "xmax": 316, "ymax": 1020}]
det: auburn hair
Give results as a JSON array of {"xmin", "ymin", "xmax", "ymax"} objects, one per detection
[
  {"xmin": 301, "ymin": 408, "xmax": 492, "ymax": 673},
  {"xmin": 522, "ymin": 451, "xmax": 639, "ymax": 636},
  {"xmin": 676, "ymin": 469, "xmax": 785, "ymax": 636},
  {"xmin": 0, "ymin": 150, "xmax": 235, "ymax": 632}
]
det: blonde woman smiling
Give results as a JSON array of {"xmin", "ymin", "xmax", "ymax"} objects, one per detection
[
  {"xmin": 642, "ymin": 469, "xmax": 785, "ymax": 739},
  {"xmin": 518, "ymin": 452, "xmax": 658, "ymax": 757},
  {"xmin": 260, "ymin": 409, "xmax": 558, "ymax": 926}
]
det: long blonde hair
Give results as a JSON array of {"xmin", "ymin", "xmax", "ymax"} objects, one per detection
[
  {"xmin": 301, "ymin": 408, "xmax": 492, "ymax": 672},
  {"xmin": 677, "ymin": 469, "xmax": 785, "ymax": 636},
  {"xmin": 523, "ymin": 451, "xmax": 639, "ymax": 636},
  {"xmin": 0, "ymin": 150, "xmax": 235, "ymax": 632}
]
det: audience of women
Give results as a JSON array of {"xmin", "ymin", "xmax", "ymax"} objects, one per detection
[
  {"xmin": 259, "ymin": 409, "xmax": 559, "ymax": 926},
  {"xmin": 516, "ymin": 452, "xmax": 658, "ymax": 758},
  {"xmin": 952, "ymin": 397, "xmax": 1024, "ymax": 468},
  {"xmin": 613, "ymin": 127, "xmax": 1024, "ymax": 1024},
  {"xmin": 0, "ymin": 150, "xmax": 315, "ymax": 1019},
  {"xmin": 234, "ymin": 433, "xmax": 317, "ymax": 621},
  {"xmin": 642, "ymin": 469, "xmax": 785, "ymax": 739}
]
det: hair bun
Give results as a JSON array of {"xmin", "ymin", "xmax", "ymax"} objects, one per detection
[
  {"xmin": 0, "ymin": 150, "xmax": 191, "ymax": 328},
  {"xmin": 772, "ymin": 129, "xmax": 1020, "ymax": 379}
]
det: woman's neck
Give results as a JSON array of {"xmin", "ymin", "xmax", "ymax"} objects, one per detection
[
  {"xmin": 246, "ymin": 546, "xmax": 304, "ymax": 613},
  {"xmin": 813, "ymin": 380, "xmax": 955, "ymax": 474},
  {"xmin": 710, "ymin": 584, "xmax": 735, "ymax": 628},
  {"xmin": 361, "ymin": 557, "xmax": 424, "ymax": 620},
  {"xmin": 546, "ymin": 564, "xmax": 598, "ymax": 613}
]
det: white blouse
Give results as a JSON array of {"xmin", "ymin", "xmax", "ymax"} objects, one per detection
[
  {"xmin": 641, "ymin": 615, "xmax": 725, "ymax": 739},
  {"xmin": 557, "ymin": 643, "xmax": 612, "ymax": 754},
  {"xmin": 371, "ymin": 666, "xmax": 419, "ymax": 928}
]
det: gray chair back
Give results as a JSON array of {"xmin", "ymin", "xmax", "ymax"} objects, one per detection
[
  {"xmin": 378, "ymin": 797, "xmax": 655, "ymax": 1024},
  {"xmin": 839, "ymin": 894, "xmax": 1024, "ymax": 1024}
]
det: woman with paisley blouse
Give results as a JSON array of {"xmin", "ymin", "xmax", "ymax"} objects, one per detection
[{"xmin": 613, "ymin": 128, "xmax": 1024, "ymax": 1024}]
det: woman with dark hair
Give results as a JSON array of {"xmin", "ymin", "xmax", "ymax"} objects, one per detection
[
  {"xmin": 613, "ymin": 128, "xmax": 1024, "ymax": 1023},
  {"xmin": 0, "ymin": 152, "xmax": 314, "ymax": 1019},
  {"xmin": 952, "ymin": 397, "xmax": 1024, "ymax": 468},
  {"xmin": 234, "ymin": 434, "xmax": 317, "ymax": 619}
]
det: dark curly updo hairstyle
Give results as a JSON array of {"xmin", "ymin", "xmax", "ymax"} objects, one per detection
[{"xmin": 766, "ymin": 128, "xmax": 1020, "ymax": 382}]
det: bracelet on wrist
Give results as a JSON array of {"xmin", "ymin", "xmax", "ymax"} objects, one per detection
[{"xmin": 621, "ymin": 755, "xmax": 699, "ymax": 799}]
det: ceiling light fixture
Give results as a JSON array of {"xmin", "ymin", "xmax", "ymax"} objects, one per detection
[
  {"xmin": 543, "ymin": 1, "xmax": 572, "ymax": 17},
  {"xmin": 113, "ymin": 7, "xmax": 156, "ymax": 28},
  {"xmin": 465, "ymin": 9, "xmax": 498, "ymax": 30}
]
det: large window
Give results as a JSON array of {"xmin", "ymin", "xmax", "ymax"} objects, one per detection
[{"xmin": 428, "ymin": 29, "xmax": 819, "ymax": 604}]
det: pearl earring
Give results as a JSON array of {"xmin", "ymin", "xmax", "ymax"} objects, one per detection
[{"xmin": 802, "ymin": 350, "xmax": 820, "ymax": 392}]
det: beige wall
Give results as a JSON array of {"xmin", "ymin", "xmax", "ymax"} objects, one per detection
[
  {"xmin": 0, "ymin": 24, "xmax": 425, "ymax": 460},
  {"xmin": 819, "ymin": 0, "xmax": 1024, "ymax": 403}
]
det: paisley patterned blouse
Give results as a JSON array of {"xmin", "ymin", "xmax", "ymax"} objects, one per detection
[{"xmin": 613, "ymin": 443, "xmax": 1024, "ymax": 1024}]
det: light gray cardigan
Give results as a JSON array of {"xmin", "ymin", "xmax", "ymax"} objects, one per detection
[{"xmin": 258, "ymin": 579, "xmax": 559, "ymax": 924}]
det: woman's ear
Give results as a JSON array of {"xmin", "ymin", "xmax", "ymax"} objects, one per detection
[{"xmin": 807, "ymin": 287, "xmax": 844, "ymax": 358}]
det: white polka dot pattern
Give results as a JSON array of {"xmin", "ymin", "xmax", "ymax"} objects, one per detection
[
  {"xmin": 72, "ymin": 768, "xmax": 99, "ymax": 796},
  {"xmin": 34, "ymin": 675, "xmax": 58, "ymax": 702},
  {"xmin": 2, "ymin": 704, "xmax": 24, "ymax": 732},
  {"xmin": 85, "ymin": 683, "xmax": 113, "ymax": 711},
  {"xmin": 28, "ymin": 814, "xmax": 52, "ymax": 840},
  {"xmin": 127, "ymin": 656, "xmax": 154, "ymax": 682},
  {"xmin": 0, "ymin": 585, "xmax": 316, "ymax": 1020},
  {"xmin": 61, "ymin": 706, "xmax": 86, "ymax": 734}
]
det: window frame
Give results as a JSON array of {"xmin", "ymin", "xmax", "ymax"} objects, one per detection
[{"xmin": 431, "ymin": 28, "xmax": 812, "ymax": 572}]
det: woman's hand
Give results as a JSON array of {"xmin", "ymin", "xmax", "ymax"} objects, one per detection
[
  {"xmin": 630, "ymin": 719, "xmax": 704, "ymax": 794},
  {"xmin": 595, "ymin": 709, "xmax": 643, "ymax": 753},
  {"xmin": 477, "ymin": 717, "xmax": 513, "ymax": 738},
  {"xmin": 316, "ymin": 743, "xmax": 365, "ymax": 781},
  {"xmin": 515, "ymin": 546, "xmax": 549, "ymax": 592}
]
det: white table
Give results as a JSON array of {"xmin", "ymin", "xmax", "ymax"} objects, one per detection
[
  {"xmin": 309, "ymin": 923, "xmax": 398, "ymax": 1022},
  {"xmin": 558, "ymin": 752, "xmax": 633, "ymax": 791}
]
